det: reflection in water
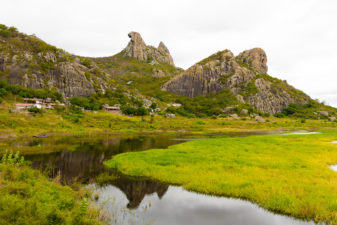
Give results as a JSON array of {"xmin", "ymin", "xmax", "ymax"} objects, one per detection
[
  {"xmin": 4, "ymin": 133, "xmax": 317, "ymax": 225},
  {"xmin": 93, "ymin": 185, "xmax": 315, "ymax": 225},
  {"xmin": 112, "ymin": 177, "xmax": 168, "ymax": 209},
  {"xmin": 24, "ymin": 134, "xmax": 185, "ymax": 184}
]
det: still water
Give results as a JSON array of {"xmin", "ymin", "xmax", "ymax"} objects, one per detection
[{"xmin": 6, "ymin": 133, "xmax": 316, "ymax": 225}]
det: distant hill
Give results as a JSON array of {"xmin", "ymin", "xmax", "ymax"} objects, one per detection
[{"xmin": 0, "ymin": 24, "xmax": 335, "ymax": 117}]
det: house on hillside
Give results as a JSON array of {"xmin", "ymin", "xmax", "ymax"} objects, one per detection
[
  {"xmin": 23, "ymin": 98, "xmax": 43, "ymax": 104},
  {"xmin": 15, "ymin": 103, "xmax": 41, "ymax": 110},
  {"xmin": 102, "ymin": 104, "xmax": 121, "ymax": 113},
  {"xmin": 16, "ymin": 98, "xmax": 65, "ymax": 111}
]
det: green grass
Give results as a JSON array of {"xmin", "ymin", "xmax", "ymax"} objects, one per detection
[
  {"xmin": 0, "ymin": 158, "xmax": 100, "ymax": 224},
  {"xmin": 106, "ymin": 129, "xmax": 337, "ymax": 224},
  {"xmin": 1, "ymin": 101, "xmax": 337, "ymax": 141}
]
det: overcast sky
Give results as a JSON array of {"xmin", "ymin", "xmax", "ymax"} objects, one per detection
[{"xmin": 1, "ymin": 0, "xmax": 336, "ymax": 106}]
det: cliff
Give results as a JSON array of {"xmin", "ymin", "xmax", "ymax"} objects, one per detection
[
  {"xmin": 162, "ymin": 48, "xmax": 310, "ymax": 114},
  {"xmin": 0, "ymin": 25, "xmax": 112, "ymax": 97},
  {"xmin": 123, "ymin": 31, "xmax": 174, "ymax": 66}
]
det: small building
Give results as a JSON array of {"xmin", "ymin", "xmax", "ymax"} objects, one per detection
[
  {"xmin": 15, "ymin": 103, "xmax": 41, "ymax": 110},
  {"xmin": 103, "ymin": 104, "xmax": 120, "ymax": 112},
  {"xmin": 23, "ymin": 98, "xmax": 44, "ymax": 104},
  {"xmin": 45, "ymin": 103, "xmax": 65, "ymax": 109},
  {"xmin": 172, "ymin": 103, "xmax": 182, "ymax": 107}
]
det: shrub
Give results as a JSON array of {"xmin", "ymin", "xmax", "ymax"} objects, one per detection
[
  {"xmin": 0, "ymin": 88, "xmax": 8, "ymax": 97},
  {"xmin": 150, "ymin": 102, "xmax": 157, "ymax": 110},
  {"xmin": 274, "ymin": 112, "xmax": 285, "ymax": 118},
  {"xmin": 81, "ymin": 58, "xmax": 91, "ymax": 67},
  {"xmin": 70, "ymin": 105, "xmax": 83, "ymax": 114},
  {"xmin": 1, "ymin": 150, "xmax": 25, "ymax": 166},
  {"xmin": 28, "ymin": 107, "xmax": 43, "ymax": 114}
]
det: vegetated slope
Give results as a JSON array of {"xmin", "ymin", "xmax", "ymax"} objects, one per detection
[
  {"xmin": 0, "ymin": 24, "xmax": 114, "ymax": 97},
  {"xmin": 0, "ymin": 24, "xmax": 335, "ymax": 117},
  {"xmin": 163, "ymin": 48, "xmax": 311, "ymax": 115}
]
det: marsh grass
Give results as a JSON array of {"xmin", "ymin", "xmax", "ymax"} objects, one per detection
[
  {"xmin": 0, "ymin": 152, "xmax": 101, "ymax": 225},
  {"xmin": 106, "ymin": 130, "xmax": 337, "ymax": 224},
  {"xmin": 1, "ymin": 104, "xmax": 337, "ymax": 139}
]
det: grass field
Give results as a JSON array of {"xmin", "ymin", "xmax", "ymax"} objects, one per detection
[
  {"xmin": 0, "ymin": 156, "xmax": 100, "ymax": 225},
  {"xmin": 1, "ymin": 105, "xmax": 337, "ymax": 139},
  {"xmin": 106, "ymin": 130, "xmax": 337, "ymax": 224}
]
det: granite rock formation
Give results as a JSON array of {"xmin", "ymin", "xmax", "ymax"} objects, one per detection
[
  {"xmin": 162, "ymin": 49, "xmax": 310, "ymax": 114},
  {"xmin": 123, "ymin": 31, "xmax": 174, "ymax": 66},
  {"xmin": 0, "ymin": 30, "xmax": 112, "ymax": 97}
]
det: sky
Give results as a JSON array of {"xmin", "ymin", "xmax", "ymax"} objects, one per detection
[{"xmin": 1, "ymin": 0, "xmax": 337, "ymax": 106}]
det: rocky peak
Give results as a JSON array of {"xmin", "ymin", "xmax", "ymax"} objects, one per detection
[
  {"xmin": 236, "ymin": 48, "xmax": 268, "ymax": 74},
  {"xmin": 158, "ymin": 42, "xmax": 169, "ymax": 54},
  {"xmin": 163, "ymin": 48, "xmax": 310, "ymax": 114},
  {"xmin": 124, "ymin": 32, "xmax": 147, "ymax": 61},
  {"xmin": 123, "ymin": 32, "xmax": 174, "ymax": 66}
]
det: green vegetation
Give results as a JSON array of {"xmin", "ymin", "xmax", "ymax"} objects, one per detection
[
  {"xmin": 197, "ymin": 50, "xmax": 229, "ymax": 65},
  {"xmin": 2, "ymin": 90, "xmax": 337, "ymax": 143},
  {"xmin": 275, "ymin": 101, "xmax": 336, "ymax": 119},
  {"xmin": 28, "ymin": 107, "xmax": 43, "ymax": 114},
  {"xmin": 0, "ymin": 80, "xmax": 62, "ymax": 101},
  {"xmin": 93, "ymin": 53, "xmax": 247, "ymax": 117},
  {"xmin": 106, "ymin": 130, "xmax": 337, "ymax": 224},
  {"xmin": 0, "ymin": 151, "xmax": 100, "ymax": 224}
]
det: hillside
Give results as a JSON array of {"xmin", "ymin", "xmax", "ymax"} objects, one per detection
[
  {"xmin": 0, "ymin": 24, "xmax": 335, "ymax": 118},
  {"xmin": 163, "ymin": 48, "xmax": 311, "ymax": 114}
]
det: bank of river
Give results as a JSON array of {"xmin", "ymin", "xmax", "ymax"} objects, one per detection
[{"xmin": 0, "ymin": 131, "xmax": 320, "ymax": 224}]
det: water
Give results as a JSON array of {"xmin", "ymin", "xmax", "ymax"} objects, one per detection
[
  {"xmin": 280, "ymin": 130, "xmax": 321, "ymax": 135},
  {"xmin": 92, "ymin": 185, "xmax": 314, "ymax": 225},
  {"xmin": 2, "ymin": 133, "xmax": 316, "ymax": 225},
  {"xmin": 330, "ymin": 165, "xmax": 337, "ymax": 172}
]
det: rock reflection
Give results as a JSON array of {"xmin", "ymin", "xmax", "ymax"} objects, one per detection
[
  {"xmin": 93, "ymin": 185, "xmax": 315, "ymax": 225},
  {"xmin": 112, "ymin": 177, "xmax": 168, "ymax": 209},
  {"xmin": 24, "ymin": 134, "xmax": 185, "ymax": 185}
]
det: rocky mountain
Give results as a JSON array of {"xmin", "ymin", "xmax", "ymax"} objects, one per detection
[
  {"xmin": 123, "ymin": 31, "xmax": 174, "ymax": 66},
  {"xmin": 0, "ymin": 24, "xmax": 322, "ymax": 116},
  {"xmin": 162, "ymin": 48, "xmax": 310, "ymax": 114},
  {"xmin": 0, "ymin": 25, "xmax": 113, "ymax": 97}
]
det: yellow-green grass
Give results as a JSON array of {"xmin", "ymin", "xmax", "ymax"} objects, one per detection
[
  {"xmin": 0, "ymin": 163, "xmax": 100, "ymax": 225},
  {"xmin": 1, "ymin": 103, "xmax": 337, "ymax": 139},
  {"xmin": 106, "ymin": 130, "xmax": 337, "ymax": 224}
]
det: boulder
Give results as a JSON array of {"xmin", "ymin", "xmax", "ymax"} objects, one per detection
[
  {"xmin": 329, "ymin": 116, "xmax": 336, "ymax": 121},
  {"xmin": 255, "ymin": 116, "xmax": 265, "ymax": 122},
  {"xmin": 230, "ymin": 113, "xmax": 238, "ymax": 118},
  {"xmin": 318, "ymin": 111, "xmax": 329, "ymax": 117},
  {"xmin": 240, "ymin": 109, "xmax": 248, "ymax": 115},
  {"xmin": 165, "ymin": 113, "xmax": 176, "ymax": 118}
]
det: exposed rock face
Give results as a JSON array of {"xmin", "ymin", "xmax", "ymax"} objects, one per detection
[
  {"xmin": 240, "ymin": 109, "xmax": 248, "ymax": 115},
  {"xmin": 236, "ymin": 48, "xmax": 268, "ymax": 74},
  {"xmin": 318, "ymin": 111, "xmax": 329, "ymax": 117},
  {"xmin": 255, "ymin": 116, "xmax": 265, "ymax": 122},
  {"xmin": 123, "ymin": 31, "xmax": 174, "ymax": 66},
  {"xmin": 163, "ymin": 49, "xmax": 310, "ymax": 114},
  {"xmin": 3, "ymin": 51, "xmax": 109, "ymax": 97}
]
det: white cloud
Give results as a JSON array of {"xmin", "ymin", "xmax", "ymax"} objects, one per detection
[{"xmin": 1, "ymin": 0, "xmax": 337, "ymax": 106}]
